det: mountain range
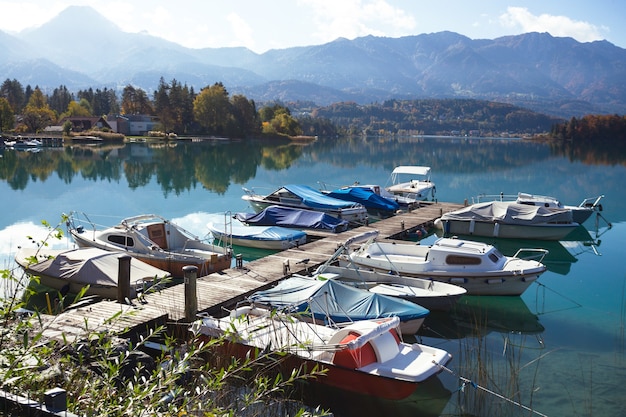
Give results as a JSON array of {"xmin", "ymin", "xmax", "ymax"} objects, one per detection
[{"xmin": 2, "ymin": 5, "xmax": 625, "ymax": 118}]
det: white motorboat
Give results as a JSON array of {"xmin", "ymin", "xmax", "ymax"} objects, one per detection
[
  {"xmin": 434, "ymin": 201, "xmax": 579, "ymax": 240},
  {"xmin": 474, "ymin": 192, "xmax": 604, "ymax": 224},
  {"xmin": 66, "ymin": 212, "xmax": 232, "ymax": 278},
  {"xmin": 191, "ymin": 306, "xmax": 452, "ymax": 400},
  {"xmin": 345, "ymin": 233, "xmax": 548, "ymax": 296},
  {"xmin": 307, "ymin": 230, "xmax": 466, "ymax": 311},
  {"xmin": 206, "ymin": 213, "xmax": 307, "ymax": 250},
  {"xmin": 15, "ymin": 247, "xmax": 170, "ymax": 299},
  {"xmin": 242, "ymin": 184, "xmax": 368, "ymax": 225},
  {"xmin": 384, "ymin": 166, "xmax": 436, "ymax": 201}
]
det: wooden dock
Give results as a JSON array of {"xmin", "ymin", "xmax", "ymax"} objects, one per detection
[{"xmin": 38, "ymin": 201, "xmax": 463, "ymax": 343}]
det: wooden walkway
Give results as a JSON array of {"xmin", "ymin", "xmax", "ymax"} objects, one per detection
[{"xmin": 38, "ymin": 201, "xmax": 463, "ymax": 343}]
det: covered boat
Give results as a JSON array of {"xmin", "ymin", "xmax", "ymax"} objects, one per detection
[
  {"xmin": 474, "ymin": 192, "xmax": 605, "ymax": 224},
  {"xmin": 325, "ymin": 186, "xmax": 400, "ymax": 218},
  {"xmin": 434, "ymin": 201, "xmax": 579, "ymax": 240},
  {"xmin": 66, "ymin": 212, "xmax": 232, "ymax": 278},
  {"xmin": 206, "ymin": 213, "xmax": 306, "ymax": 250},
  {"xmin": 248, "ymin": 274, "xmax": 430, "ymax": 335},
  {"xmin": 191, "ymin": 308, "xmax": 452, "ymax": 400},
  {"xmin": 15, "ymin": 247, "xmax": 170, "ymax": 299},
  {"xmin": 242, "ymin": 184, "xmax": 368, "ymax": 225},
  {"xmin": 235, "ymin": 205, "xmax": 349, "ymax": 232}
]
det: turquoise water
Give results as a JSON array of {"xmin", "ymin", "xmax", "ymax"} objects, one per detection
[{"xmin": 0, "ymin": 136, "xmax": 624, "ymax": 416}]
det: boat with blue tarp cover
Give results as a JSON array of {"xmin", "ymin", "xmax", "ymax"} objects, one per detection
[
  {"xmin": 235, "ymin": 205, "xmax": 349, "ymax": 232},
  {"xmin": 242, "ymin": 184, "xmax": 368, "ymax": 225},
  {"xmin": 247, "ymin": 274, "xmax": 430, "ymax": 335},
  {"xmin": 206, "ymin": 213, "xmax": 307, "ymax": 250}
]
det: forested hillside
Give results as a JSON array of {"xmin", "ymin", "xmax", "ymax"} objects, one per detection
[{"xmin": 295, "ymin": 99, "xmax": 562, "ymax": 136}]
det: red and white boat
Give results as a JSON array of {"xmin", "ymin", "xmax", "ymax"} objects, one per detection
[{"xmin": 191, "ymin": 305, "xmax": 452, "ymax": 400}]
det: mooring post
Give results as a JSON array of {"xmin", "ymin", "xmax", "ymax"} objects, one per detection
[
  {"xmin": 183, "ymin": 265, "xmax": 198, "ymax": 321},
  {"xmin": 117, "ymin": 255, "xmax": 131, "ymax": 303}
]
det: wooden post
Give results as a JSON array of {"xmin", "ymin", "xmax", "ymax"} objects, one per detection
[
  {"xmin": 117, "ymin": 255, "xmax": 131, "ymax": 303},
  {"xmin": 183, "ymin": 265, "xmax": 198, "ymax": 322}
]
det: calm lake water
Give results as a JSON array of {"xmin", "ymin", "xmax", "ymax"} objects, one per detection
[{"xmin": 1, "ymin": 135, "xmax": 624, "ymax": 416}]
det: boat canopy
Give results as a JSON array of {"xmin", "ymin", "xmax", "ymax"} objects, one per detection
[
  {"xmin": 283, "ymin": 184, "xmax": 362, "ymax": 209},
  {"xmin": 441, "ymin": 201, "xmax": 574, "ymax": 225},
  {"xmin": 391, "ymin": 166, "xmax": 431, "ymax": 176},
  {"xmin": 248, "ymin": 275, "xmax": 429, "ymax": 324},
  {"xmin": 327, "ymin": 187, "xmax": 399, "ymax": 212},
  {"xmin": 235, "ymin": 205, "xmax": 349, "ymax": 232}
]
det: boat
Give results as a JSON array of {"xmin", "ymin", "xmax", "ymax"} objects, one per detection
[
  {"xmin": 315, "ymin": 265, "xmax": 466, "ymax": 312},
  {"xmin": 66, "ymin": 212, "xmax": 232, "ymax": 278},
  {"xmin": 15, "ymin": 247, "xmax": 170, "ymax": 299},
  {"xmin": 241, "ymin": 184, "xmax": 368, "ymax": 225},
  {"xmin": 313, "ymin": 231, "xmax": 466, "ymax": 311},
  {"xmin": 474, "ymin": 192, "xmax": 605, "ymax": 224},
  {"xmin": 206, "ymin": 213, "xmax": 307, "ymax": 250},
  {"xmin": 13, "ymin": 138, "xmax": 43, "ymax": 148},
  {"xmin": 384, "ymin": 166, "xmax": 436, "ymax": 201},
  {"xmin": 234, "ymin": 205, "xmax": 349, "ymax": 233},
  {"xmin": 345, "ymin": 233, "xmax": 548, "ymax": 296},
  {"xmin": 190, "ymin": 306, "xmax": 452, "ymax": 400},
  {"xmin": 320, "ymin": 185, "xmax": 400, "ymax": 218},
  {"xmin": 434, "ymin": 201, "xmax": 579, "ymax": 240},
  {"xmin": 248, "ymin": 274, "xmax": 430, "ymax": 335}
]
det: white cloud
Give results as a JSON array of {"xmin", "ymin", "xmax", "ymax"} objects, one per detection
[
  {"xmin": 299, "ymin": 0, "xmax": 416, "ymax": 43},
  {"xmin": 499, "ymin": 6, "xmax": 604, "ymax": 42},
  {"xmin": 227, "ymin": 12, "xmax": 255, "ymax": 50}
]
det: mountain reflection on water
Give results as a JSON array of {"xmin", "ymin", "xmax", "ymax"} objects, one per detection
[{"xmin": 3, "ymin": 135, "xmax": 617, "ymax": 196}]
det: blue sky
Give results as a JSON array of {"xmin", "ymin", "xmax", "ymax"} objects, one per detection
[{"xmin": 1, "ymin": 0, "xmax": 624, "ymax": 53}]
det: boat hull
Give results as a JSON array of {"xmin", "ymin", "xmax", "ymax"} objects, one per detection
[
  {"xmin": 435, "ymin": 218, "xmax": 578, "ymax": 240},
  {"xmin": 344, "ymin": 267, "xmax": 542, "ymax": 296}
]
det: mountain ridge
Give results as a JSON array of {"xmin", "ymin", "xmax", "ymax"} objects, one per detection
[{"xmin": 1, "ymin": 5, "xmax": 625, "ymax": 118}]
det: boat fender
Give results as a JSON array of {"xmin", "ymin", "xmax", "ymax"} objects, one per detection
[
  {"xmin": 493, "ymin": 223, "xmax": 500, "ymax": 237},
  {"xmin": 469, "ymin": 219, "xmax": 475, "ymax": 234},
  {"xmin": 485, "ymin": 278, "xmax": 504, "ymax": 284}
]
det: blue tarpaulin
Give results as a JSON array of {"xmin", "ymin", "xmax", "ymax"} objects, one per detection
[
  {"xmin": 235, "ymin": 205, "xmax": 349, "ymax": 232},
  {"xmin": 248, "ymin": 275, "xmax": 429, "ymax": 325},
  {"xmin": 326, "ymin": 187, "xmax": 400, "ymax": 212}
]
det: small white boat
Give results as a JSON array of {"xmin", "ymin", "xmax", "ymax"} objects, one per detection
[
  {"xmin": 15, "ymin": 247, "xmax": 170, "ymax": 299},
  {"xmin": 316, "ymin": 265, "xmax": 467, "ymax": 312},
  {"xmin": 345, "ymin": 233, "xmax": 548, "ymax": 296},
  {"xmin": 191, "ymin": 306, "xmax": 452, "ymax": 400},
  {"xmin": 66, "ymin": 212, "xmax": 232, "ymax": 278},
  {"xmin": 384, "ymin": 166, "xmax": 436, "ymax": 201},
  {"xmin": 13, "ymin": 138, "xmax": 43, "ymax": 148},
  {"xmin": 206, "ymin": 213, "xmax": 307, "ymax": 250},
  {"xmin": 434, "ymin": 201, "xmax": 579, "ymax": 240},
  {"xmin": 474, "ymin": 192, "xmax": 604, "ymax": 224},
  {"xmin": 242, "ymin": 184, "xmax": 368, "ymax": 225}
]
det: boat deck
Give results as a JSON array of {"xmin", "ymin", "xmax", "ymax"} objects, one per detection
[{"xmin": 36, "ymin": 201, "xmax": 463, "ymax": 343}]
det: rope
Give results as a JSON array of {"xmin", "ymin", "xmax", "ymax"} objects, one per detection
[{"xmin": 435, "ymin": 361, "xmax": 549, "ymax": 417}]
